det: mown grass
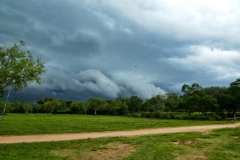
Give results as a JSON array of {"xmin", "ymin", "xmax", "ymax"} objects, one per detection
[
  {"xmin": 0, "ymin": 114, "xmax": 236, "ymax": 135},
  {"xmin": 0, "ymin": 126, "xmax": 239, "ymax": 160}
]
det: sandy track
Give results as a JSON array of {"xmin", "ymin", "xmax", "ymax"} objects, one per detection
[{"xmin": 1, "ymin": 123, "xmax": 240, "ymax": 144}]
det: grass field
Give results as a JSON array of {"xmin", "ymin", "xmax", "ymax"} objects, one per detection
[
  {"xmin": 0, "ymin": 114, "xmax": 236, "ymax": 135},
  {"xmin": 0, "ymin": 126, "xmax": 239, "ymax": 159}
]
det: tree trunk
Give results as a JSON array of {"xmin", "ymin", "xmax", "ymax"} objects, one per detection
[
  {"xmin": 94, "ymin": 109, "xmax": 97, "ymax": 115},
  {"xmin": 1, "ymin": 90, "xmax": 10, "ymax": 119}
]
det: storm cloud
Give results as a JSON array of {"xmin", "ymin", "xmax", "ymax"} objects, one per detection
[{"xmin": 1, "ymin": 0, "xmax": 240, "ymax": 102}]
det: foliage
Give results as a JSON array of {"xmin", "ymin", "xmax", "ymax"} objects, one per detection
[
  {"xmin": 204, "ymin": 86, "xmax": 231, "ymax": 114},
  {"xmin": 0, "ymin": 101, "xmax": 13, "ymax": 113},
  {"xmin": 43, "ymin": 99, "xmax": 62, "ymax": 115},
  {"xmin": 14, "ymin": 98, "xmax": 32, "ymax": 114},
  {"xmin": 0, "ymin": 40, "xmax": 46, "ymax": 97},
  {"xmin": 70, "ymin": 101, "xmax": 82, "ymax": 114},
  {"xmin": 165, "ymin": 93, "xmax": 179, "ymax": 112},
  {"xmin": 181, "ymin": 83, "xmax": 218, "ymax": 115},
  {"xmin": 107, "ymin": 99, "xmax": 128, "ymax": 116},
  {"xmin": 32, "ymin": 104, "xmax": 42, "ymax": 114},
  {"xmin": 181, "ymin": 83, "xmax": 202, "ymax": 95},
  {"xmin": 229, "ymin": 78, "xmax": 240, "ymax": 114},
  {"xmin": 127, "ymin": 96, "xmax": 143, "ymax": 112},
  {"xmin": 88, "ymin": 97, "xmax": 105, "ymax": 115},
  {"xmin": 81, "ymin": 102, "xmax": 90, "ymax": 115},
  {"xmin": 144, "ymin": 95, "xmax": 166, "ymax": 112},
  {"xmin": 2, "ymin": 77, "xmax": 240, "ymax": 120}
]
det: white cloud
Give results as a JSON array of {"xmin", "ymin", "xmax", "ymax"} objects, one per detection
[
  {"xmin": 76, "ymin": 69, "xmax": 123, "ymax": 98},
  {"xmin": 28, "ymin": 68, "xmax": 124, "ymax": 99},
  {"xmin": 168, "ymin": 46, "xmax": 240, "ymax": 79},
  {"xmin": 102, "ymin": 0, "xmax": 240, "ymax": 41},
  {"xmin": 112, "ymin": 71, "xmax": 166, "ymax": 99}
]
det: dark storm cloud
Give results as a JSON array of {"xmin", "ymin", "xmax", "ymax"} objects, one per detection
[
  {"xmin": 1, "ymin": 0, "xmax": 240, "ymax": 102},
  {"xmin": 10, "ymin": 67, "xmax": 125, "ymax": 102},
  {"xmin": 50, "ymin": 32, "xmax": 102, "ymax": 56}
]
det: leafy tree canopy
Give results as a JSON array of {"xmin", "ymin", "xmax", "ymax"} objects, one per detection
[{"xmin": 0, "ymin": 40, "xmax": 46, "ymax": 97}]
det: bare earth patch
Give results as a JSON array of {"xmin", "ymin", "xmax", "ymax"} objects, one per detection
[
  {"xmin": 0, "ymin": 123, "xmax": 240, "ymax": 144},
  {"xmin": 172, "ymin": 140, "xmax": 199, "ymax": 145},
  {"xmin": 173, "ymin": 140, "xmax": 207, "ymax": 160},
  {"xmin": 175, "ymin": 149, "xmax": 207, "ymax": 160},
  {"xmin": 51, "ymin": 143, "xmax": 136, "ymax": 160}
]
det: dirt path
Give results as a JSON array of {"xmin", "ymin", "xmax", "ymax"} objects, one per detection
[{"xmin": 1, "ymin": 123, "xmax": 240, "ymax": 144}]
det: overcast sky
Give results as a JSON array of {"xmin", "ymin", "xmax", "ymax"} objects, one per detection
[{"xmin": 1, "ymin": 0, "xmax": 240, "ymax": 102}]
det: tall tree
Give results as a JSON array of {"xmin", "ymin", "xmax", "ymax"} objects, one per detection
[
  {"xmin": 204, "ymin": 86, "xmax": 231, "ymax": 114},
  {"xmin": 81, "ymin": 102, "xmax": 90, "ymax": 115},
  {"xmin": 181, "ymin": 83, "xmax": 218, "ymax": 115},
  {"xmin": 33, "ymin": 104, "xmax": 42, "ymax": 115},
  {"xmin": 145, "ymin": 95, "xmax": 166, "ymax": 112},
  {"xmin": 127, "ymin": 96, "xmax": 143, "ymax": 112},
  {"xmin": 88, "ymin": 97, "xmax": 105, "ymax": 115},
  {"xmin": 70, "ymin": 101, "xmax": 82, "ymax": 114},
  {"xmin": 0, "ymin": 40, "xmax": 45, "ymax": 118},
  {"xmin": 165, "ymin": 93, "xmax": 179, "ymax": 112},
  {"xmin": 108, "ymin": 99, "xmax": 124, "ymax": 116},
  {"xmin": 181, "ymin": 83, "xmax": 202, "ymax": 95},
  {"xmin": 229, "ymin": 78, "xmax": 240, "ymax": 114},
  {"xmin": 15, "ymin": 98, "xmax": 32, "ymax": 115},
  {"xmin": 44, "ymin": 99, "xmax": 62, "ymax": 115}
]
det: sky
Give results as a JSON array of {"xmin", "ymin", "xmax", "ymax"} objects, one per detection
[{"xmin": 1, "ymin": 0, "xmax": 240, "ymax": 102}]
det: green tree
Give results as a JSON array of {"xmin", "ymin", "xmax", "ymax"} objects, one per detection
[
  {"xmin": 183, "ymin": 90, "xmax": 218, "ymax": 115},
  {"xmin": 44, "ymin": 99, "xmax": 62, "ymax": 115},
  {"xmin": 88, "ymin": 97, "xmax": 105, "ymax": 115},
  {"xmin": 70, "ymin": 101, "xmax": 82, "ymax": 114},
  {"xmin": 0, "ymin": 101, "xmax": 13, "ymax": 113},
  {"xmin": 33, "ymin": 103, "xmax": 42, "ymax": 114},
  {"xmin": 153, "ymin": 95, "xmax": 166, "ymax": 110},
  {"xmin": 229, "ymin": 78, "xmax": 240, "ymax": 114},
  {"xmin": 181, "ymin": 83, "xmax": 218, "ymax": 115},
  {"xmin": 108, "ymin": 99, "xmax": 123, "ymax": 116},
  {"xmin": 184, "ymin": 93, "xmax": 199, "ymax": 115},
  {"xmin": 15, "ymin": 98, "xmax": 32, "ymax": 115},
  {"xmin": 0, "ymin": 40, "xmax": 45, "ymax": 117},
  {"xmin": 22, "ymin": 102, "xmax": 33, "ymax": 115},
  {"xmin": 204, "ymin": 86, "xmax": 230, "ymax": 114},
  {"xmin": 127, "ymin": 96, "xmax": 143, "ymax": 112},
  {"xmin": 165, "ymin": 93, "xmax": 179, "ymax": 112},
  {"xmin": 81, "ymin": 102, "xmax": 90, "ymax": 115},
  {"xmin": 181, "ymin": 83, "xmax": 203, "ymax": 95}
]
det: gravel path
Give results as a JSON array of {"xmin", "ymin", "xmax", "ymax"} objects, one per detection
[{"xmin": 1, "ymin": 123, "xmax": 240, "ymax": 144}]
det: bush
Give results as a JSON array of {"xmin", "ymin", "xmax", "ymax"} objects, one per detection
[
  {"xmin": 127, "ymin": 111, "xmax": 221, "ymax": 121},
  {"xmin": 140, "ymin": 112, "xmax": 152, "ymax": 118},
  {"xmin": 175, "ymin": 114, "xmax": 222, "ymax": 121},
  {"xmin": 126, "ymin": 112, "xmax": 141, "ymax": 118},
  {"xmin": 214, "ymin": 115, "xmax": 222, "ymax": 121},
  {"xmin": 145, "ymin": 111, "xmax": 175, "ymax": 119}
]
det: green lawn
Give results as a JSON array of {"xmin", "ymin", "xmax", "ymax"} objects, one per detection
[
  {"xmin": 0, "ymin": 126, "xmax": 239, "ymax": 160},
  {"xmin": 0, "ymin": 114, "xmax": 236, "ymax": 135}
]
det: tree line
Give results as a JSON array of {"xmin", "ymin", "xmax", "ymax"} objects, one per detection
[{"xmin": 1, "ymin": 78, "xmax": 240, "ymax": 119}]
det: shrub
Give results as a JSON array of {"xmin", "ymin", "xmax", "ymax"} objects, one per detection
[{"xmin": 126, "ymin": 112, "xmax": 141, "ymax": 118}]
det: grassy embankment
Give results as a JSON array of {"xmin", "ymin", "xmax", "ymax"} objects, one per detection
[
  {"xmin": 0, "ymin": 114, "xmax": 237, "ymax": 135},
  {"xmin": 0, "ymin": 126, "xmax": 239, "ymax": 159}
]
